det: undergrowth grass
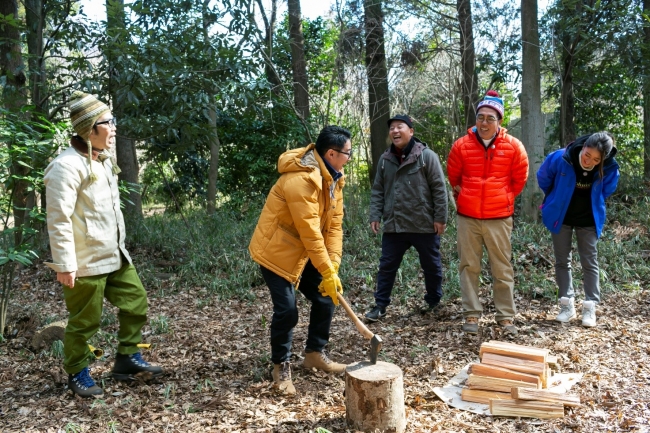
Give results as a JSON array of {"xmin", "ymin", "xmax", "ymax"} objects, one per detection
[{"xmin": 128, "ymin": 184, "xmax": 650, "ymax": 305}]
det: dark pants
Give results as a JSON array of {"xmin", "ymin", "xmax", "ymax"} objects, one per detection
[
  {"xmin": 374, "ymin": 232, "xmax": 443, "ymax": 308},
  {"xmin": 260, "ymin": 260, "xmax": 335, "ymax": 364}
]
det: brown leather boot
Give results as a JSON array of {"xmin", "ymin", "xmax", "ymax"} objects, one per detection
[
  {"xmin": 462, "ymin": 316, "xmax": 479, "ymax": 334},
  {"xmin": 272, "ymin": 361, "xmax": 296, "ymax": 395},
  {"xmin": 498, "ymin": 319, "xmax": 518, "ymax": 335},
  {"xmin": 303, "ymin": 350, "xmax": 346, "ymax": 373}
]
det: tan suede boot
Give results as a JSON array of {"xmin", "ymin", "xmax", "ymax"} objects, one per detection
[
  {"xmin": 272, "ymin": 361, "xmax": 296, "ymax": 395},
  {"xmin": 498, "ymin": 319, "xmax": 518, "ymax": 336},
  {"xmin": 303, "ymin": 351, "xmax": 346, "ymax": 373}
]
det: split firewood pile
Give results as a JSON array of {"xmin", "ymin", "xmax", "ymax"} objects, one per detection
[{"xmin": 461, "ymin": 341, "xmax": 581, "ymax": 419}]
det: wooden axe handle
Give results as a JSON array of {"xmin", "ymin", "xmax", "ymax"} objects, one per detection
[{"xmin": 337, "ymin": 292, "xmax": 374, "ymax": 340}]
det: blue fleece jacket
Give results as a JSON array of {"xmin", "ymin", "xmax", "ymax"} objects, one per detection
[{"xmin": 537, "ymin": 135, "xmax": 619, "ymax": 238}]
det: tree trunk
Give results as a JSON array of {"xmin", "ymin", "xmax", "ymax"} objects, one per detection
[
  {"xmin": 107, "ymin": 0, "xmax": 142, "ymax": 221},
  {"xmin": 457, "ymin": 0, "xmax": 479, "ymax": 130},
  {"xmin": 203, "ymin": 1, "xmax": 221, "ymax": 216},
  {"xmin": 345, "ymin": 361, "xmax": 406, "ymax": 432},
  {"xmin": 25, "ymin": 0, "xmax": 49, "ymax": 240},
  {"xmin": 364, "ymin": 0, "xmax": 390, "ymax": 185},
  {"xmin": 559, "ymin": 49, "xmax": 576, "ymax": 146},
  {"xmin": 0, "ymin": 0, "xmax": 25, "ymax": 111},
  {"xmin": 520, "ymin": 0, "xmax": 544, "ymax": 222},
  {"xmin": 0, "ymin": 0, "xmax": 29, "ymax": 247},
  {"xmin": 25, "ymin": 0, "xmax": 45, "ymax": 115},
  {"xmin": 114, "ymin": 135, "xmax": 142, "ymax": 219},
  {"xmin": 558, "ymin": 1, "xmax": 582, "ymax": 147},
  {"xmin": 643, "ymin": 0, "xmax": 650, "ymax": 182},
  {"xmin": 206, "ymin": 110, "xmax": 221, "ymax": 216},
  {"xmin": 288, "ymin": 0, "xmax": 309, "ymax": 123},
  {"xmin": 255, "ymin": 0, "xmax": 282, "ymax": 95}
]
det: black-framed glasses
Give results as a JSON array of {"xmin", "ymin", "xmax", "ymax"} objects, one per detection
[
  {"xmin": 476, "ymin": 114, "xmax": 498, "ymax": 124},
  {"xmin": 332, "ymin": 148, "xmax": 353, "ymax": 158},
  {"xmin": 95, "ymin": 117, "xmax": 117, "ymax": 127}
]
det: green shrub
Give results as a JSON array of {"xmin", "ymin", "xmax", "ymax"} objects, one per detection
[{"xmin": 128, "ymin": 177, "xmax": 650, "ymax": 306}]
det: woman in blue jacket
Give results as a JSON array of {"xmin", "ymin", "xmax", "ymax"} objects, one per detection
[{"xmin": 537, "ymin": 132, "xmax": 619, "ymax": 327}]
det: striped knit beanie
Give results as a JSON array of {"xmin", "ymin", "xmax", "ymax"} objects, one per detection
[
  {"xmin": 476, "ymin": 90, "xmax": 504, "ymax": 119},
  {"xmin": 69, "ymin": 91, "xmax": 111, "ymax": 183},
  {"xmin": 69, "ymin": 91, "xmax": 110, "ymax": 140}
]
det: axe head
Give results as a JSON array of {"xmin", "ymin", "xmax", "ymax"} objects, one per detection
[{"xmin": 368, "ymin": 334, "xmax": 383, "ymax": 364}]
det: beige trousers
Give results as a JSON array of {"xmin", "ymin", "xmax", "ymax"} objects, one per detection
[{"xmin": 457, "ymin": 215, "xmax": 515, "ymax": 321}]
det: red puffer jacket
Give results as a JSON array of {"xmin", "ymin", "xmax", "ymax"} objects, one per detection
[{"xmin": 447, "ymin": 127, "xmax": 529, "ymax": 219}]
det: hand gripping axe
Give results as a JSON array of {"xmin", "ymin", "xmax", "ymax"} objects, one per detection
[{"xmin": 337, "ymin": 292, "xmax": 383, "ymax": 364}]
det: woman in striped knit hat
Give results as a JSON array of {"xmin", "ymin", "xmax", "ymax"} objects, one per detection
[{"xmin": 43, "ymin": 91, "xmax": 163, "ymax": 397}]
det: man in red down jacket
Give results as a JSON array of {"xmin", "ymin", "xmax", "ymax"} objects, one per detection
[{"xmin": 447, "ymin": 90, "xmax": 529, "ymax": 335}]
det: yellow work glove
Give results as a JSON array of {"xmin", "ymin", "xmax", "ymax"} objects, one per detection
[
  {"xmin": 332, "ymin": 262, "xmax": 340, "ymax": 273},
  {"xmin": 318, "ymin": 266, "xmax": 343, "ymax": 306}
]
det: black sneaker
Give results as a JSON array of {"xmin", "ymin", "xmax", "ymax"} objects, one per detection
[
  {"xmin": 68, "ymin": 367, "xmax": 103, "ymax": 397},
  {"xmin": 365, "ymin": 305, "xmax": 386, "ymax": 322},
  {"xmin": 419, "ymin": 302, "xmax": 441, "ymax": 315},
  {"xmin": 112, "ymin": 352, "xmax": 163, "ymax": 381}
]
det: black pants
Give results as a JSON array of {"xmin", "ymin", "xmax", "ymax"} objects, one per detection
[
  {"xmin": 260, "ymin": 260, "xmax": 335, "ymax": 364},
  {"xmin": 374, "ymin": 232, "xmax": 443, "ymax": 308}
]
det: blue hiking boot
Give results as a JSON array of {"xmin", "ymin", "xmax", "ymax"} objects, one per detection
[{"xmin": 68, "ymin": 367, "xmax": 103, "ymax": 397}]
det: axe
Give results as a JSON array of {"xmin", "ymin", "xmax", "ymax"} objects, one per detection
[{"xmin": 337, "ymin": 292, "xmax": 383, "ymax": 364}]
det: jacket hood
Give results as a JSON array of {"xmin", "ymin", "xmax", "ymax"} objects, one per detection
[
  {"xmin": 564, "ymin": 134, "xmax": 618, "ymax": 167},
  {"xmin": 413, "ymin": 136, "xmax": 428, "ymax": 148},
  {"xmin": 278, "ymin": 144, "xmax": 319, "ymax": 173},
  {"xmin": 277, "ymin": 144, "xmax": 341, "ymax": 182}
]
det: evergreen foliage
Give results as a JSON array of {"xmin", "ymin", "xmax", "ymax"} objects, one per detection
[{"xmin": 1, "ymin": 0, "xmax": 649, "ymax": 336}]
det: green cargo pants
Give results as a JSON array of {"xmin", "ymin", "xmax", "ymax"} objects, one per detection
[{"xmin": 62, "ymin": 263, "xmax": 148, "ymax": 374}]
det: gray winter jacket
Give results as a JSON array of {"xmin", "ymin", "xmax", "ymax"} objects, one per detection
[{"xmin": 370, "ymin": 140, "xmax": 448, "ymax": 233}]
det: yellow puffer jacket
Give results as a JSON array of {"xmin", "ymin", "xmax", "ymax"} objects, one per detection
[{"xmin": 249, "ymin": 144, "xmax": 345, "ymax": 284}]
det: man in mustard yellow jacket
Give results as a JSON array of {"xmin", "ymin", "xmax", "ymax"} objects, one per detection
[{"xmin": 249, "ymin": 126, "xmax": 352, "ymax": 395}]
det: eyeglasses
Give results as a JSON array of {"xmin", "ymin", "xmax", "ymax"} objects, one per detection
[
  {"xmin": 95, "ymin": 117, "xmax": 117, "ymax": 127},
  {"xmin": 332, "ymin": 148, "xmax": 353, "ymax": 158},
  {"xmin": 476, "ymin": 114, "xmax": 498, "ymax": 124}
]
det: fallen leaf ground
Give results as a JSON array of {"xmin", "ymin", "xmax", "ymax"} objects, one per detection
[{"xmin": 1, "ymin": 259, "xmax": 649, "ymax": 433}]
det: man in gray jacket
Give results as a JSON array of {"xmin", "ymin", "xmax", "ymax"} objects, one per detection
[{"xmin": 366, "ymin": 115, "xmax": 448, "ymax": 321}]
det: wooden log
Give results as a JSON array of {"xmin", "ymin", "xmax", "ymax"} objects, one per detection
[
  {"xmin": 461, "ymin": 388, "xmax": 511, "ymax": 405},
  {"xmin": 512, "ymin": 387, "xmax": 581, "ymax": 407},
  {"xmin": 489, "ymin": 341, "xmax": 556, "ymax": 370},
  {"xmin": 468, "ymin": 363, "xmax": 541, "ymax": 388},
  {"xmin": 487, "ymin": 340, "xmax": 549, "ymax": 351},
  {"xmin": 546, "ymin": 355, "xmax": 559, "ymax": 373},
  {"xmin": 345, "ymin": 361, "xmax": 406, "ymax": 433},
  {"xmin": 480, "ymin": 341, "xmax": 548, "ymax": 363},
  {"xmin": 542, "ymin": 365, "xmax": 551, "ymax": 388},
  {"xmin": 467, "ymin": 374, "xmax": 539, "ymax": 393},
  {"xmin": 30, "ymin": 320, "xmax": 67, "ymax": 350},
  {"xmin": 481, "ymin": 352, "xmax": 546, "ymax": 376},
  {"xmin": 490, "ymin": 399, "xmax": 565, "ymax": 419}
]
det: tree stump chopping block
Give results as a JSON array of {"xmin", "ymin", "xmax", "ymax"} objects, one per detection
[
  {"xmin": 345, "ymin": 361, "xmax": 406, "ymax": 433},
  {"xmin": 30, "ymin": 320, "xmax": 67, "ymax": 351}
]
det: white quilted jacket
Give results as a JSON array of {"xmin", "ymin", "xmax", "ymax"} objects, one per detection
[{"xmin": 44, "ymin": 146, "xmax": 132, "ymax": 277}]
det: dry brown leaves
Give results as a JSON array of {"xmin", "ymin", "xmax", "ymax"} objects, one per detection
[
  {"xmin": 1, "ymin": 262, "xmax": 650, "ymax": 432},
  {"xmin": 609, "ymin": 221, "xmax": 648, "ymax": 243}
]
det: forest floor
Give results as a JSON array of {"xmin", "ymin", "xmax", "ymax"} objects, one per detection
[{"xmin": 1, "ymin": 258, "xmax": 649, "ymax": 433}]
